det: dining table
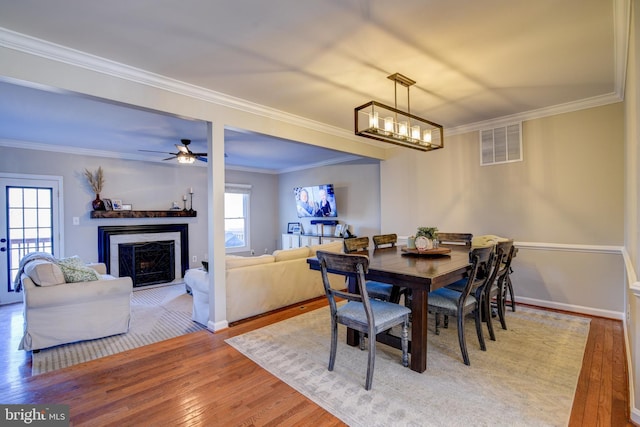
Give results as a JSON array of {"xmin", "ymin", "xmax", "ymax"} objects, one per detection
[{"xmin": 307, "ymin": 244, "xmax": 472, "ymax": 373}]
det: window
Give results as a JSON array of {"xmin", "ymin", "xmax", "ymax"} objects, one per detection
[{"xmin": 225, "ymin": 184, "xmax": 251, "ymax": 253}]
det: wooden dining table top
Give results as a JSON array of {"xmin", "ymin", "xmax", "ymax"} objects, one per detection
[{"xmin": 331, "ymin": 245, "xmax": 472, "ymax": 290}]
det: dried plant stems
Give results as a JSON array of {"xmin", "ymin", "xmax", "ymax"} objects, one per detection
[{"xmin": 84, "ymin": 167, "xmax": 104, "ymax": 194}]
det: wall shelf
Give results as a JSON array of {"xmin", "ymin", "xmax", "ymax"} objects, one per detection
[{"xmin": 90, "ymin": 210, "xmax": 197, "ymax": 219}]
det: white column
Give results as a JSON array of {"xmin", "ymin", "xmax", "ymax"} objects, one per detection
[{"xmin": 208, "ymin": 121, "xmax": 229, "ymax": 331}]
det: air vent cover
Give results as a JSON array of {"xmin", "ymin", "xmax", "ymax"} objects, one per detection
[{"xmin": 480, "ymin": 123, "xmax": 522, "ymax": 166}]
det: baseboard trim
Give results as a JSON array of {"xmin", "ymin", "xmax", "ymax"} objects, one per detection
[
  {"xmin": 209, "ymin": 320, "xmax": 228, "ymax": 332},
  {"xmin": 516, "ymin": 296, "xmax": 624, "ymax": 320}
]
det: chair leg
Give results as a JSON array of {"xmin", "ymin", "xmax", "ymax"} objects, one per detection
[
  {"xmin": 457, "ymin": 313, "xmax": 470, "ymax": 365},
  {"xmin": 484, "ymin": 293, "xmax": 496, "ymax": 341},
  {"xmin": 328, "ymin": 318, "xmax": 338, "ymax": 371},
  {"xmin": 507, "ymin": 275, "xmax": 516, "ymax": 312},
  {"xmin": 434, "ymin": 313, "xmax": 441, "ymax": 335},
  {"xmin": 444, "ymin": 315, "xmax": 449, "ymax": 329},
  {"xmin": 497, "ymin": 285, "xmax": 508, "ymax": 330},
  {"xmin": 474, "ymin": 308, "xmax": 486, "ymax": 351},
  {"xmin": 401, "ymin": 319, "xmax": 409, "ymax": 367},
  {"xmin": 365, "ymin": 329, "xmax": 376, "ymax": 390}
]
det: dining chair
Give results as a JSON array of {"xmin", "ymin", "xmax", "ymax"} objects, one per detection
[
  {"xmin": 504, "ymin": 246, "xmax": 519, "ymax": 312},
  {"xmin": 436, "ymin": 232, "xmax": 473, "ymax": 248},
  {"xmin": 444, "ymin": 244, "xmax": 505, "ymax": 340},
  {"xmin": 343, "ymin": 236, "xmax": 370, "ymax": 253},
  {"xmin": 316, "ymin": 250, "xmax": 411, "ymax": 390},
  {"xmin": 428, "ymin": 245, "xmax": 493, "ymax": 365},
  {"xmin": 372, "ymin": 233, "xmax": 397, "ymax": 249},
  {"xmin": 486, "ymin": 240, "xmax": 515, "ymax": 335},
  {"xmin": 480, "ymin": 243, "xmax": 509, "ymax": 341},
  {"xmin": 344, "ymin": 236, "xmax": 394, "ymax": 302}
]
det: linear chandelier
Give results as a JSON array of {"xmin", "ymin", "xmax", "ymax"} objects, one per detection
[{"xmin": 354, "ymin": 73, "xmax": 443, "ymax": 151}]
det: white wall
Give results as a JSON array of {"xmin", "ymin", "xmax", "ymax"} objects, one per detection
[
  {"xmin": 278, "ymin": 161, "xmax": 381, "ymax": 245},
  {"xmin": 625, "ymin": 0, "xmax": 640, "ymax": 419},
  {"xmin": 381, "ymin": 103, "xmax": 625, "ymax": 317}
]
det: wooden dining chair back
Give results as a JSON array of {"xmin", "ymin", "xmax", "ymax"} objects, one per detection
[
  {"xmin": 343, "ymin": 236, "xmax": 370, "ymax": 253},
  {"xmin": 342, "ymin": 236, "xmax": 395, "ymax": 301},
  {"xmin": 316, "ymin": 250, "xmax": 411, "ymax": 390},
  {"xmin": 428, "ymin": 245, "xmax": 493, "ymax": 365},
  {"xmin": 437, "ymin": 232, "xmax": 473, "ymax": 248},
  {"xmin": 495, "ymin": 241, "xmax": 517, "ymax": 315},
  {"xmin": 480, "ymin": 243, "xmax": 509, "ymax": 341},
  {"xmin": 372, "ymin": 234, "xmax": 397, "ymax": 249}
]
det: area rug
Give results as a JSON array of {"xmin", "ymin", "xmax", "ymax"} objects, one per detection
[
  {"xmin": 226, "ymin": 305, "xmax": 590, "ymax": 427},
  {"xmin": 32, "ymin": 284, "xmax": 205, "ymax": 375}
]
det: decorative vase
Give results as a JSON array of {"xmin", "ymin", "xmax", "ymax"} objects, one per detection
[
  {"xmin": 407, "ymin": 236, "xmax": 416, "ymax": 249},
  {"xmin": 426, "ymin": 238, "xmax": 434, "ymax": 250},
  {"xmin": 92, "ymin": 194, "xmax": 106, "ymax": 211}
]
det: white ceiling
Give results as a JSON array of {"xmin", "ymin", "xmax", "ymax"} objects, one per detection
[{"xmin": 0, "ymin": 0, "xmax": 625, "ymax": 172}]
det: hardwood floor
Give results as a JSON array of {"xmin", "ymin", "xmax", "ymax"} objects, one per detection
[{"xmin": 0, "ymin": 298, "xmax": 632, "ymax": 426}]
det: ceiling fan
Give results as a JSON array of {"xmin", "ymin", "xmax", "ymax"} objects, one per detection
[{"xmin": 140, "ymin": 139, "xmax": 207, "ymax": 164}]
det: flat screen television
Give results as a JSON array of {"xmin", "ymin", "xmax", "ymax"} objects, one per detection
[{"xmin": 294, "ymin": 183, "xmax": 337, "ymax": 218}]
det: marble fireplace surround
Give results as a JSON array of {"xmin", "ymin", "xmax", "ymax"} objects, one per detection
[{"xmin": 97, "ymin": 224, "xmax": 189, "ymax": 282}]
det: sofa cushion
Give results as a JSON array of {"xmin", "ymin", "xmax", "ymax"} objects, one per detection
[
  {"xmin": 226, "ymin": 254, "xmax": 275, "ymax": 270},
  {"xmin": 272, "ymin": 246, "xmax": 311, "ymax": 262},
  {"xmin": 308, "ymin": 241, "xmax": 344, "ymax": 256},
  {"xmin": 24, "ymin": 260, "xmax": 66, "ymax": 287},
  {"xmin": 56, "ymin": 256, "xmax": 102, "ymax": 283}
]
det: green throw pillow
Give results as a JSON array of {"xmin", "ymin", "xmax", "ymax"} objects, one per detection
[{"xmin": 56, "ymin": 256, "xmax": 101, "ymax": 283}]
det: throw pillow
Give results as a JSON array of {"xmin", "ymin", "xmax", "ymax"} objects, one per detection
[
  {"xmin": 24, "ymin": 259, "xmax": 66, "ymax": 287},
  {"xmin": 56, "ymin": 256, "xmax": 101, "ymax": 283}
]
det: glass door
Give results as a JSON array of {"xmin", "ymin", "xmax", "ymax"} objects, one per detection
[{"xmin": 0, "ymin": 174, "xmax": 62, "ymax": 305}]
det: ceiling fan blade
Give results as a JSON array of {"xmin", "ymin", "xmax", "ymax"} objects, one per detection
[
  {"xmin": 196, "ymin": 156, "xmax": 207, "ymax": 163},
  {"xmin": 176, "ymin": 144, "xmax": 189, "ymax": 154},
  {"xmin": 139, "ymin": 149, "xmax": 174, "ymax": 154},
  {"xmin": 192, "ymin": 152, "xmax": 208, "ymax": 156},
  {"xmin": 162, "ymin": 156, "xmax": 178, "ymax": 161}
]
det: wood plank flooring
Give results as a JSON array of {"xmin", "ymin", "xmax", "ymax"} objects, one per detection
[{"xmin": 0, "ymin": 297, "xmax": 632, "ymax": 426}]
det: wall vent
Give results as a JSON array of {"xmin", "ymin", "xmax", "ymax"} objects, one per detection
[{"xmin": 480, "ymin": 122, "xmax": 522, "ymax": 166}]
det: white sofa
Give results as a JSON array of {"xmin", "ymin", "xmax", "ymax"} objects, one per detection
[
  {"xmin": 19, "ymin": 260, "xmax": 133, "ymax": 351},
  {"xmin": 185, "ymin": 241, "xmax": 345, "ymax": 325}
]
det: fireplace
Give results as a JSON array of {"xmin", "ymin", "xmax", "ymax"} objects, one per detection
[
  {"xmin": 98, "ymin": 224, "xmax": 189, "ymax": 287},
  {"xmin": 119, "ymin": 240, "xmax": 176, "ymax": 287}
]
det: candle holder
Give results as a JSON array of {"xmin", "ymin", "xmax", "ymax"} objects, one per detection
[
  {"xmin": 183, "ymin": 199, "xmax": 187, "ymax": 211},
  {"xmin": 189, "ymin": 193, "xmax": 194, "ymax": 212}
]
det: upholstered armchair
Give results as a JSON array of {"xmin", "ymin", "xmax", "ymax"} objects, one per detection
[{"xmin": 18, "ymin": 257, "xmax": 132, "ymax": 351}]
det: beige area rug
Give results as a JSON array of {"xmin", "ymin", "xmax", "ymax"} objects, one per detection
[
  {"xmin": 226, "ymin": 305, "xmax": 590, "ymax": 427},
  {"xmin": 32, "ymin": 284, "xmax": 205, "ymax": 375}
]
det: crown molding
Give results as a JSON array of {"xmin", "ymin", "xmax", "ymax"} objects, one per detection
[
  {"xmin": 445, "ymin": 92, "xmax": 624, "ymax": 136},
  {"xmin": 0, "ymin": 27, "xmax": 372, "ymax": 147}
]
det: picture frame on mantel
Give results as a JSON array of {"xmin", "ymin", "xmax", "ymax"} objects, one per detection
[{"xmin": 112, "ymin": 199, "xmax": 123, "ymax": 210}]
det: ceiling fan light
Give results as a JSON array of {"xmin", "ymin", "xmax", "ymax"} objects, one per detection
[{"xmin": 177, "ymin": 153, "xmax": 195, "ymax": 164}]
